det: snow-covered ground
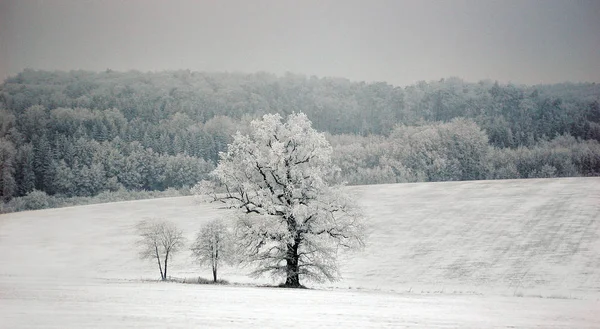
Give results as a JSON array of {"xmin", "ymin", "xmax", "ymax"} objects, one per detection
[
  {"xmin": 2, "ymin": 278, "xmax": 597, "ymax": 328},
  {"xmin": 1, "ymin": 177, "xmax": 599, "ymax": 327}
]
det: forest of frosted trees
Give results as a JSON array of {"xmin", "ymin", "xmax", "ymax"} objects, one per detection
[{"xmin": 1, "ymin": 69, "xmax": 599, "ymax": 206}]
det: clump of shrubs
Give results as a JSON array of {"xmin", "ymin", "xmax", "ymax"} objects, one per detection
[
  {"xmin": 196, "ymin": 276, "xmax": 229, "ymax": 285},
  {"xmin": 1, "ymin": 188, "xmax": 190, "ymax": 214},
  {"xmin": 4, "ymin": 190, "xmax": 53, "ymax": 212}
]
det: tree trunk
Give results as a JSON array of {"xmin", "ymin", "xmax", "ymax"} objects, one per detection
[
  {"xmin": 213, "ymin": 247, "xmax": 218, "ymax": 283},
  {"xmin": 163, "ymin": 251, "xmax": 169, "ymax": 281},
  {"xmin": 284, "ymin": 239, "xmax": 301, "ymax": 287},
  {"xmin": 155, "ymin": 246, "xmax": 164, "ymax": 280}
]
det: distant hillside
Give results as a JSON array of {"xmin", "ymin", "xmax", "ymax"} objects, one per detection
[
  {"xmin": 1, "ymin": 178, "xmax": 599, "ymax": 297},
  {"xmin": 1, "ymin": 70, "xmax": 599, "ymax": 203}
]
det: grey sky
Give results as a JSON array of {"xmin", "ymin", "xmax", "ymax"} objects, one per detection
[{"xmin": 1, "ymin": 0, "xmax": 599, "ymax": 86}]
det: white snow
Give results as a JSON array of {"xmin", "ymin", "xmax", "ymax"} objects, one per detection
[
  {"xmin": 339, "ymin": 178, "xmax": 600, "ymax": 299},
  {"xmin": 1, "ymin": 177, "xmax": 599, "ymax": 327},
  {"xmin": 1, "ymin": 278, "xmax": 598, "ymax": 328}
]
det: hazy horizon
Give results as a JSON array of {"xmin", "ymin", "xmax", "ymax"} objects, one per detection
[{"xmin": 1, "ymin": 0, "xmax": 599, "ymax": 87}]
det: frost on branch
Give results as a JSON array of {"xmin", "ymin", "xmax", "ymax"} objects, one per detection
[
  {"xmin": 191, "ymin": 180, "xmax": 218, "ymax": 204},
  {"xmin": 194, "ymin": 113, "xmax": 365, "ymax": 287}
]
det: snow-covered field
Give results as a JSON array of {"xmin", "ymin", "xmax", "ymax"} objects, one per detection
[
  {"xmin": 1, "ymin": 177, "xmax": 599, "ymax": 327},
  {"xmin": 2, "ymin": 278, "xmax": 597, "ymax": 328}
]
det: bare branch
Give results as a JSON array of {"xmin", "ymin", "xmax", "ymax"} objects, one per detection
[{"xmin": 136, "ymin": 219, "xmax": 185, "ymax": 280}]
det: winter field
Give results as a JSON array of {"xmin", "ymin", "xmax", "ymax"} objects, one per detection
[{"xmin": 1, "ymin": 177, "xmax": 599, "ymax": 327}]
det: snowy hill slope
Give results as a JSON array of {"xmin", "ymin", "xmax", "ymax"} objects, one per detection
[
  {"xmin": 1, "ymin": 177, "xmax": 599, "ymax": 297},
  {"xmin": 340, "ymin": 178, "xmax": 600, "ymax": 298}
]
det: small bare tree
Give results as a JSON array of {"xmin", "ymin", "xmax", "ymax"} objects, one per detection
[
  {"xmin": 190, "ymin": 219, "xmax": 232, "ymax": 283},
  {"xmin": 136, "ymin": 219, "xmax": 185, "ymax": 281}
]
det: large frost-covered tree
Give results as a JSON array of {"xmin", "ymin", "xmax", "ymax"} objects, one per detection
[{"xmin": 196, "ymin": 113, "xmax": 365, "ymax": 287}]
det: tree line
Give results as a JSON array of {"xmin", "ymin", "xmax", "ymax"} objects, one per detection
[
  {"xmin": 1, "ymin": 70, "xmax": 599, "ymax": 203},
  {"xmin": 330, "ymin": 119, "xmax": 600, "ymax": 185}
]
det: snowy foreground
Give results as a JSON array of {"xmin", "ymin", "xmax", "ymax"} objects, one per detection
[
  {"xmin": 1, "ymin": 177, "xmax": 599, "ymax": 327},
  {"xmin": 1, "ymin": 278, "xmax": 597, "ymax": 328}
]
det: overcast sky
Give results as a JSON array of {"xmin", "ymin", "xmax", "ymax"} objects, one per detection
[{"xmin": 1, "ymin": 0, "xmax": 599, "ymax": 86}]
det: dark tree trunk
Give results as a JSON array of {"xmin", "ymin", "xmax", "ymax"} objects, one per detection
[
  {"xmin": 163, "ymin": 251, "xmax": 169, "ymax": 281},
  {"xmin": 213, "ymin": 248, "xmax": 218, "ymax": 282},
  {"xmin": 284, "ymin": 238, "xmax": 301, "ymax": 287},
  {"xmin": 155, "ymin": 246, "xmax": 164, "ymax": 280}
]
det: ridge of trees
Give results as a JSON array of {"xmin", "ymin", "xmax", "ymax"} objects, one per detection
[{"xmin": 1, "ymin": 70, "xmax": 599, "ymax": 203}]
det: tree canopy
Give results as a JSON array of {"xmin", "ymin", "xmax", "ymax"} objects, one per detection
[{"xmin": 197, "ymin": 113, "xmax": 365, "ymax": 287}]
